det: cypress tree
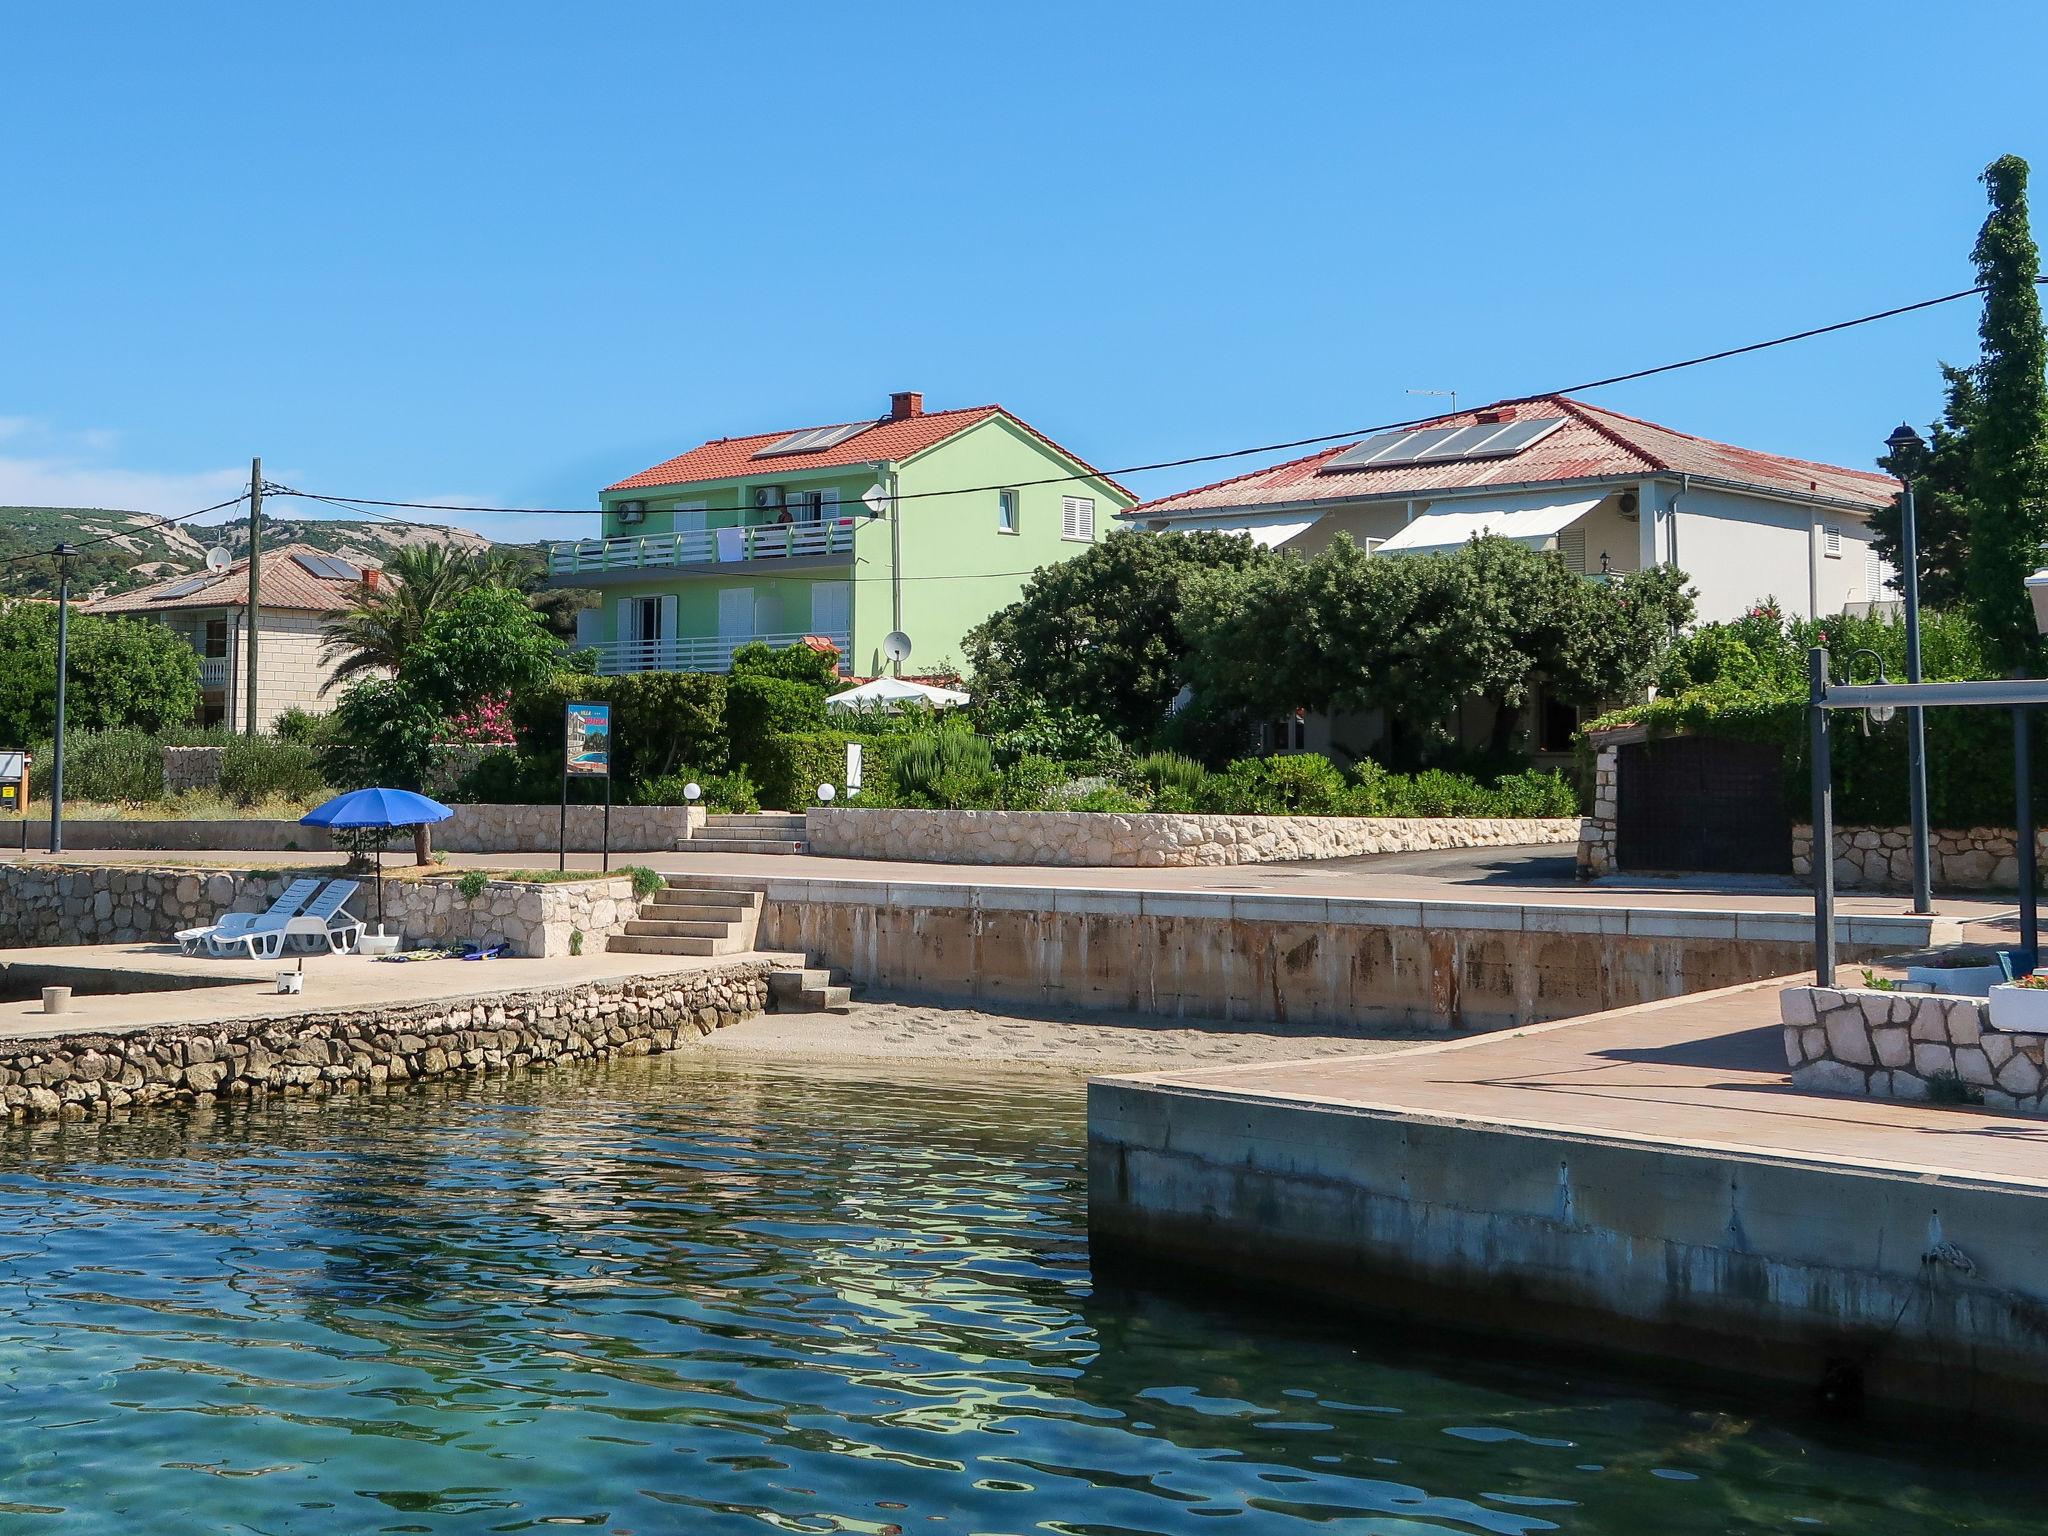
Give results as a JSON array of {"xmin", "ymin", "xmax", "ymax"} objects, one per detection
[{"xmin": 1962, "ymin": 154, "xmax": 2048, "ymax": 668}]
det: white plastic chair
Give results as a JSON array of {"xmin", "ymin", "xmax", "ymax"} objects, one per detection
[
  {"xmin": 180, "ymin": 877, "xmax": 322, "ymax": 956},
  {"xmin": 223, "ymin": 879, "xmax": 365, "ymax": 959}
]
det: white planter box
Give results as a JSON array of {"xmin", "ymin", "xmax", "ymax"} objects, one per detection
[
  {"xmin": 358, "ymin": 930, "xmax": 400, "ymax": 957},
  {"xmin": 1988, "ymin": 982, "xmax": 2048, "ymax": 1032},
  {"xmin": 1905, "ymin": 963, "xmax": 2005, "ymax": 998}
]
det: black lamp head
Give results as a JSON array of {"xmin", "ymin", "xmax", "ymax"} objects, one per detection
[{"xmin": 1885, "ymin": 422, "xmax": 1926, "ymax": 458}]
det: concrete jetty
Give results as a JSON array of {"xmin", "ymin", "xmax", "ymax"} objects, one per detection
[{"xmin": 1088, "ymin": 980, "xmax": 2048, "ymax": 1423}]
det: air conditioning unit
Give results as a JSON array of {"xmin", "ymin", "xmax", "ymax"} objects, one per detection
[
  {"xmin": 617, "ymin": 500, "xmax": 647, "ymax": 525},
  {"xmin": 754, "ymin": 486, "xmax": 786, "ymax": 511}
]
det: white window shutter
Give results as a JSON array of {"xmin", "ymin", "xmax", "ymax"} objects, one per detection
[
  {"xmin": 811, "ymin": 580, "xmax": 851, "ymax": 638},
  {"xmin": 1062, "ymin": 495, "xmax": 1096, "ymax": 540},
  {"xmin": 1824, "ymin": 524, "xmax": 1843, "ymax": 558},
  {"xmin": 659, "ymin": 594, "xmax": 678, "ymax": 640},
  {"xmin": 1557, "ymin": 528, "xmax": 1586, "ymax": 574},
  {"xmin": 820, "ymin": 487, "xmax": 840, "ymax": 517}
]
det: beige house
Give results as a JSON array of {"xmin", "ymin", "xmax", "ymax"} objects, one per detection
[{"xmin": 87, "ymin": 544, "xmax": 378, "ymax": 727}]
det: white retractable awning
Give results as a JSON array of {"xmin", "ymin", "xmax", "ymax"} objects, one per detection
[
  {"xmin": 1199, "ymin": 513, "xmax": 1323, "ymax": 548},
  {"xmin": 1373, "ymin": 492, "xmax": 1603, "ymax": 555}
]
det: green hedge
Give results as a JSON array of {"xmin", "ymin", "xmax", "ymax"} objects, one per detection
[
  {"xmin": 217, "ymin": 736, "xmax": 328, "ymax": 804},
  {"xmin": 755, "ymin": 731, "xmax": 898, "ymax": 811},
  {"xmin": 726, "ymin": 675, "xmax": 825, "ymax": 772},
  {"xmin": 511, "ymin": 670, "xmax": 726, "ymax": 790}
]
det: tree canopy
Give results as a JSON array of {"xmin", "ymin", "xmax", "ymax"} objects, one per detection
[
  {"xmin": 961, "ymin": 528, "xmax": 1273, "ymax": 744},
  {"xmin": 0, "ymin": 600, "xmax": 199, "ymax": 745},
  {"xmin": 319, "ymin": 544, "xmax": 518, "ymax": 689}
]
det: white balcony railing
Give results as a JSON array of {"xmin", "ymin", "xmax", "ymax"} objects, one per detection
[
  {"xmin": 548, "ymin": 519, "xmax": 858, "ymax": 579},
  {"xmin": 199, "ymin": 655, "xmax": 230, "ymax": 687},
  {"xmin": 588, "ymin": 630, "xmax": 851, "ymax": 677}
]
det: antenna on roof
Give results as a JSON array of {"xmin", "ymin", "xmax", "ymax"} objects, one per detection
[
  {"xmin": 204, "ymin": 546, "xmax": 230, "ymax": 572},
  {"xmin": 1406, "ymin": 388, "xmax": 1457, "ymax": 414}
]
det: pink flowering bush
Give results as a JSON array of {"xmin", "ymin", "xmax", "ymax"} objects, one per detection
[{"xmin": 442, "ymin": 695, "xmax": 515, "ymax": 745}]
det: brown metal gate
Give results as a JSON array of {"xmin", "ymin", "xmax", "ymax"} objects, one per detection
[{"xmin": 1615, "ymin": 736, "xmax": 1791, "ymax": 875}]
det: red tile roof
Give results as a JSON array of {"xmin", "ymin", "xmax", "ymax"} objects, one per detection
[
  {"xmin": 607, "ymin": 403, "xmax": 1132, "ymax": 499},
  {"xmin": 85, "ymin": 544, "xmax": 377, "ymax": 615},
  {"xmin": 1126, "ymin": 396, "xmax": 1900, "ymax": 519}
]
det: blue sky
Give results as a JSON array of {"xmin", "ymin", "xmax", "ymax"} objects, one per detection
[{"xmin": 2, "ymin": 2, "xmax": 2043, "ymax": 544}]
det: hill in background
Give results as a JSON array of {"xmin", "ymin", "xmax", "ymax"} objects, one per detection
[{"xmin": 0, "ymin": 507, "xmax": 510, "ymax": 598}]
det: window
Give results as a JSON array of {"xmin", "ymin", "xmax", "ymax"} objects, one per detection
[
  {"xmin": 997, "ymin": 488, "xmax": 1019, "ymax": 534},
  {"xmin": 1823, "ymin": 524, "xmax": 1843, "ymax": 559},
  {"xmin": 202, "ymin": 618, "xmax": 229, "ymax": 658},
  {"xmin": 1061, "ymin": 495, "xmax": 1096, "ymax": 542}
]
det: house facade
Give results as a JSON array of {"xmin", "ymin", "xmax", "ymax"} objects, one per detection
[
  {"xmin": 85, "ymin": 544, "xmax": 377, "ymax": 726},
  {"xmin": 1129, "ymin": 395, "xmax": 1901, "ymax": 762},
  {"xmin": 553, "ymin": 392, "xmax": 1133, "ymax": 679}
]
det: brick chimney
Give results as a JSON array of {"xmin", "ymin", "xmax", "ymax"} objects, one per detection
[
  {"xmin": 362, "ymin": 567, "xmax": 382, "ymax": 593},
  {"xmin": 890, "ymin": 391, "xmax": 924, "ymax": 421},
  {"xmin": 1475, "ymin": 405, "xmax": 1517, "ymax": 423}
]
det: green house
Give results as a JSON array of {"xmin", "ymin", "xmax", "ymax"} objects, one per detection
[{"xmin": 554, "ymin": 392, "xmax": 1133, "ymax": 679}]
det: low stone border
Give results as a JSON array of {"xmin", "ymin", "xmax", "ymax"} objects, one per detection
[
  {"xmin": 0, "ymin": 864, "xmax": 640, "ymax": 959},
  {"xmin": 1790, "ymin": 825, "xmax": 2048, "ymax": 892},
  {"xmin": 0, "ymin": 964, "xmax": 770, "ymax": 1124},
  {"xmin": 805, "ymin": 807, "xmax": 1579, "ymax": 867},
  {"xmin": 12, "ymin": 803, "xmax": 704, "ymax": 855},
  {"xmin": 1781, "ymin": 985, "xmax": 2048, "ymax": 1112}
]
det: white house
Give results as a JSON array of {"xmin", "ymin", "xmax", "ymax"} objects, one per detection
[{"xmin": 1126, "ymin": 395, "xmax": 1900, "ymax": 761}]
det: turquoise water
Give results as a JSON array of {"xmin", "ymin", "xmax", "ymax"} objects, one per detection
[{"xmin": 0, "ymin": 1059, "xmax": 2038, "ymax": 1533}]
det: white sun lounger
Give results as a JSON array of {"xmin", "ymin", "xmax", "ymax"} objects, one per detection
[
  {"xmin": 178, "ymin": 877, "xmax": 323, "ymax": 956},
  {"xmin": 220, "ymin": 879, "xmax": 366, "ymax": 960}
]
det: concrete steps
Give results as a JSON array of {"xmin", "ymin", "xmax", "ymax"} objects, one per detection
[
  {"xmin": 606, "ymin": 881, "xmax": 764, "ymax": 956},
  {"xmin": 694, "ymin": 812, "xmax": 807, "ymax": 855},
  {"xmin": 769, "ymin": 964, "xmax": 853, "ymax": 1013}
]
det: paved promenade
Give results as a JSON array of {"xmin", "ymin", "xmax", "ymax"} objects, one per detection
[
  {"xmin": 1109, "ymin": 975, "xmax": 2048, "ymax": 1187},
  {"xmin": 2, "ymin": 843, "xmax": 2019, "ymax": 924}
]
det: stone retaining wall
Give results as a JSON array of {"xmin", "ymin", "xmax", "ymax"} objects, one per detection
[
  {"xmin": 1781, "ymin": 985, "xmax": 2048, "ymax": 1112},
  {"xmin": 17, "ymin": 803, "xmax": 703, "ymax": 855},
  {"xmin": 1790, "ymin": 826, "xmax": 2048, "ymax": 892},
  {"xmin": 162, "ymin": 746, "xmax": 225, "ymax": 794},
  {"xmin": 805, "ymin": 807, "xmax": 1579, "ymax": 868},
  {"xmin": 0, "ymin": 864, "xmax": 640, "ymax": 958},
  {"xmin": 0, "ymin": 964, "xmax": 770, "ymax": 1124}
]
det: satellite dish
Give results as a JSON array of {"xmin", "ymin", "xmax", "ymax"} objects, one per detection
[
  {"xmin": 205, "ymin": 546, "xmax": 231, "ymax": 572},
  {"xmin": 882, "ymin": 630, "xmax": 913, "ymax": 663},
  {"xmin": 861, "ymin": 483, "xmax": 889, "ymax": 516}
]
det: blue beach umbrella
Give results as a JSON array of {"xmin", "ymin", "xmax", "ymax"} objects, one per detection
[{"xmin": 301, "ymin": 788, "xmax": 454, "ymax": 928}]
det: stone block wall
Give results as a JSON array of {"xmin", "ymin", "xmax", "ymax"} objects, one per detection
[
  {"xmin": 18, "ymin": 803, "xmax": 703, "ymax": 856},
  {"xmin": 0, "ymin": 864, "xmax": 642, "ymax": 958},
  {"xmin": 1575, "ymin": 744, "xmax": 1620, "ymax": 877},
  {"xmin": 1781, "ymin": 985, "xmax": 2048, "ymax": 1112},
  {"xmin": 162, "ymin": 746, "xmax": 226, "ymax": 794},
  {"xmin": 805, "ymin": 807, "xmax": 1580, "ymax": 868},
  {"xmin": 0, "ymin": 963, "xmax": 770, "ymax": 1125},
  {"xmin": 1790, "ymin": 826, "xmax": 2048, "ymax": 892}
]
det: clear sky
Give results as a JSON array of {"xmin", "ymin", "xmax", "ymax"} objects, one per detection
[{"xmin": 2, "ymin": 2, "xmax": 2043, "ymax": 544}]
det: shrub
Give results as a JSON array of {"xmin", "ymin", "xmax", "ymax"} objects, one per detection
[
  {"xmin": 1063, "ymin": 784, "xmax": 1148, "ymax": 812},
  {"xmin": 891, "ymin": 728, "xmax": 999, "ymax": 809},
  {"xmin": 320, "ymin": 677, "xmax": 442, "ymax": 791},
  {"xmin": 754, "ymin": 731, "xmax": 895, "ymax": 811},
  {"xmin": 633, "ymin": 768, "xmax": 762, "ymax": 814},
  {"xmin": 216, "ymin": 736, "xmax": 328, "ymax": 806},
  {"xmin": 997, "ymin": 754, "xmax": 1068, "ymax": 811},
  {"xmin": 1199, "ymin": 753, "xmax": 1353, "ymax": 815},
  {"xmin": 456, "ymin": 869, "xmax": 490, "ymax": 902},
  {"xmin": 451, "ymin": 748, "xmax": 557, "ymax": 805},
  {"xmin": 726, "ymin": 674, "xmax": 826, "ymax": 770},
  {"xmin": 48, "ymin": 729, "xmax": 164, "ymax": 803},
  {"xmin": 271, "ymin": 706, "xmax": 332, "ymax": 745},
  {"xmin": 619, "ymin": 864, "xmax": 664, "ymax": 901},
  {"xmin": 1392, "ymin": 767, "xmax": 1489, "ymax": 817},
  {"xmin": 510, "ymin": 671, "xmax": 727, "ymax": 790},
  {"xmin": 1483, "ymin": 768, "xmax": 1580, "ymax": 819},
  {"xmin": 1132, "ymin": 751, "xmax": 1207, "ymax": 798},
  {"xmin": 729, "ymin": 639, "xmax": 842, "ymax": 688}
]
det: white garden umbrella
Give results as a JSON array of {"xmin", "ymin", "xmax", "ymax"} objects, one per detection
[{"xmin": 826, "ymin": 678, "xmax": 970, "ymax": 713}]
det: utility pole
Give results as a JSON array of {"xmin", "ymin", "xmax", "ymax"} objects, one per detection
[
  {"xmin": 244, "ymin": 457, "xmax": 262, "ymax": 736},
  {"xmin": 1886, "ymin": 424, "xmax": 1933, "ymax": 915},
  {"xmin": 50, "ymin": 544, "xmax": 75, "ymax": 854}
]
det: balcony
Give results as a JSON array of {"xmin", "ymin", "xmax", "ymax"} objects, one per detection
[
  {"xmin": 587, "ymin": 629, "xmax": 851, "ymax": 677},
  {"xmin": 199, "ymin": 655, "xmax": 230, "ymax": 688},
  {"xmin": 548, "ymin": 519, "xmax": 858, "ymax": 581}
]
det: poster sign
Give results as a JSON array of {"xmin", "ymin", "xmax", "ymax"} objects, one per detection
[
  {"xmin": 564, "ymin": 702, "xmax": 611, "ymax": 777},
  {"xmin": 0, "ymin": 751, "xmax": 23, "ymax": 816},
  {"xmin": 845, "ymin": 741, "xmax": 863, "ymax": 794}
]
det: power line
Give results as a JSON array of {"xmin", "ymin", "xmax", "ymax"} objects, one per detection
[{"xmin": 266, "ymin": 281, "xmax": 2014, "ymax": 520}]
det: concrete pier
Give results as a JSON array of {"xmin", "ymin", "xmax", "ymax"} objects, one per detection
[{"xmin": 1088, "ymin": 982, "xmax": 2048, "ymax": 1423}]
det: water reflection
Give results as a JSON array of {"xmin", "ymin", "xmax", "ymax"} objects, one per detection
[{"xmin": 0, "ymin": 1059, "xmax": 2037, "ymax": 1532}]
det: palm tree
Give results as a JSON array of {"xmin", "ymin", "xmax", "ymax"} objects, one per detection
[{"xmin": 320, "ymin": 545, "xmax": 511, "ymax": 690}]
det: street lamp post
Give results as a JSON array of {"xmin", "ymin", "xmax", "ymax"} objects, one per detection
[
  {"xmin": 49, "ymin": 543, "xmax": 76, "ymax": 855},
  {"xmin": 1886, "ymin": 424, "xmax": 1934, "ymax": 915}
]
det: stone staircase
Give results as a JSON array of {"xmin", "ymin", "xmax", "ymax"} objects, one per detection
[
  {"xmin": 769, "ymin": 964, "xmax": 853, "ymax": 1013},
  {"xmin": 607, "ymin": 881, "xmax": 763, "ymax": 956},
  {"xmin": 692, "ymin": 812, "xmax": 807, "ymax": 855}
]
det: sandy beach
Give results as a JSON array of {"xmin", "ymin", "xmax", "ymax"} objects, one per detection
[{"xmin": 700, "ymin": 993, "xmax": 1432, "ymax": 1074}]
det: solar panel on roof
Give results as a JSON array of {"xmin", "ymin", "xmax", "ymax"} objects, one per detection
[
  {"xmin": 154, "ymin": 577, "xmax": 213, "ymax": 599},
  {"xmin": 752, "ymin": 421, "xmax": 873, "ymax": 459},
  {"xmin": 293, "ymin": 551, "xmax": 361, "ymax": 581},
  {"xmin": 1320, "ymin": 415, "xmax": 1567, "ymax": 473}
]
